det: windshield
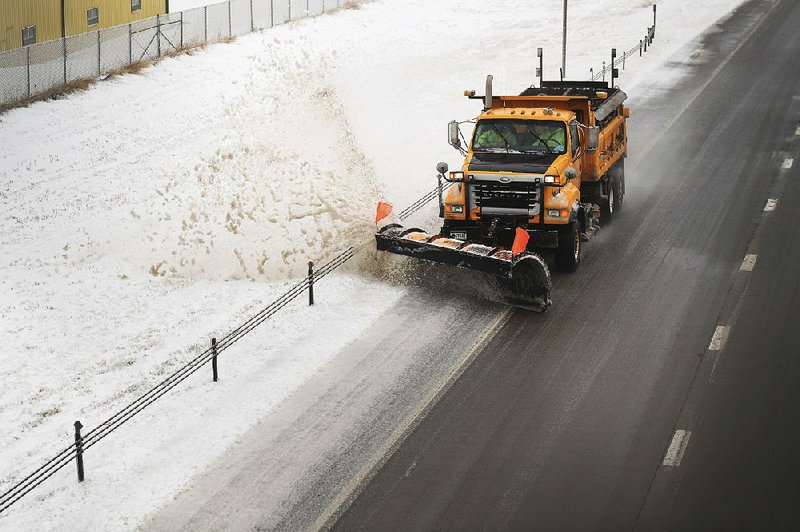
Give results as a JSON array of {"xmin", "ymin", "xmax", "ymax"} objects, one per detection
[{"xmin": 472, "ymin": 119, "xmax": 567, "ymax": 155}]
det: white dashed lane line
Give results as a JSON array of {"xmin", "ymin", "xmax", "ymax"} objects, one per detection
[
  {"xmin": 740, "ymin": 254, "xmax": 758, "ymax": 272},
  {"xmin": 782, "ymin": 158, "xmax": 794, "ymax": 170},
  {"xmin": 795, "ymin": 125, "xmax": 800, "ymax": 136},
  {"xmin": 663, "ymin": 430, "xmax": 692, "ymax": 467},
  {"xmin": 765, "ymin": 198, "xmax": 778, "ymax": 211},
  {"xmin": 709, "ymin": 326, "xmax": 731, "ymax": 351}
]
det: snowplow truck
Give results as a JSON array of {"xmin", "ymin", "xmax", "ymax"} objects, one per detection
[{"xmin": 376, "ymin": 76, "xmax": 629, "ymax": 311}]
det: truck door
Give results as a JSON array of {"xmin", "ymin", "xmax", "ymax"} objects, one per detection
[{"xmin": 569, "ymin": 121, "xmax": 583, "ymax": 183}]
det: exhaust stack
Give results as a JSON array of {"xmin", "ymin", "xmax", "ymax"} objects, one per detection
[{"xmin": 484, "ymin": 75, "xmax": 493, "ymax": 110}]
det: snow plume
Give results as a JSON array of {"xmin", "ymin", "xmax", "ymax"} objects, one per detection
[{"xmin": 146, "ymin": 37, "xmax": 381, "ymax": 281}]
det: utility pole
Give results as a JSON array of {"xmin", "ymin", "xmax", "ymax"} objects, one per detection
[{"xmin": 561, "ymin": 0, "xmax": 568, "ymax": 79}]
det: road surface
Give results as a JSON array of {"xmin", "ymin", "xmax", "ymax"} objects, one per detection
[{"xmin": 334, "ymin": 0, "xmax": 800, "ymax": 529}]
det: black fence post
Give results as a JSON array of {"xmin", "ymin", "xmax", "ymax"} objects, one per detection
[
  {"xmin": 644, "ymin": 34, "xmax": 648, "ymax": 52},
  {"xmin": 212, "ymin": 338, "xmax": 218, "ymax": 382},
  {"xmin": 97, "ymin": 30, "xmax": 101, "ymax": 75},
  {"xmin": 308, "ymin": 261, "xmax": 315, "ymax": 306},
  {"xmin": 228, "ymin": 1, "xmax": 233, "ymax": 37},
  {"xmin": 250, "ymin": 0, "xmax": 254, "ymax": 31},
  {"xmin": 610, "ymin": 48, "xmax": 617, "ymax": 87},
  {"xmin": 74, "ymin": 421, "xmax": 85, "ymax": 482},
  {"xmin": 204, "ymin": 6, "xmax": 208, "ymax": 43},
  {"xmin": 270, "ymin": 0, "xmax": 274, "ymax": 27},
  {"xmin": 129, "ymin": 24, "xmax": 133, "ymax": 64},
  {"xmin": 639, "ymin": 39, "xmax": 643, "ymax": 57},
  {"xmin": 653, "ymin": 4, "xmax": 657, "ymax": 40},
  {"xmin": 180, "ymin": 11, "xmax": 184, "ymax": 49}
]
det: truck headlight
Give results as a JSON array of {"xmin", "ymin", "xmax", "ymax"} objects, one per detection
[
  {"xmin": 449, "ymin": 205, "xmax": 464, "ymax": 214},
  {"xmin": 545, "ymin": 175, "xmax": 557, "ymax": 184}
]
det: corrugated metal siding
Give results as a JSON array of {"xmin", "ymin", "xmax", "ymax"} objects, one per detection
[
  {"xmin": 64, "ymin": 0, "xmax": 167, "ymax": 36},
  {"xmin": 0, "ymin": 0, "xmax": 62, "ymax": 51},
  {"xmin": 0, "ymin": 0, "xmax": 167, "ymax": 52}
]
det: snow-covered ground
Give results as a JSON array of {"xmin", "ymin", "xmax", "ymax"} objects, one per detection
[{"xmin": 0, "ymin": 0, "xmax": 750, "ymax": 528}]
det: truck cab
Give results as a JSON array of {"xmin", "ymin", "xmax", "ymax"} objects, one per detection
[{"xmin": 440, "ymin": 79, "xmax": 628, "ymax": 271}]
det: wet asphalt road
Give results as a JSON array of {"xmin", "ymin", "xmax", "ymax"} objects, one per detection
[{"xmin": 333, "ymin": 0, "xmax": 800, "ymax": 529}]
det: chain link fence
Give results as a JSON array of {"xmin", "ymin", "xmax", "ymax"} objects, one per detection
[{"xmin": 0, "ymin": 0, "xmax": 348, "ymax": 107}]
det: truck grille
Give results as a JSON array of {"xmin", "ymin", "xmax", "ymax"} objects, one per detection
[{"xmin": 471, "ymin": 182, "xmax": 540, "ymax": 216}]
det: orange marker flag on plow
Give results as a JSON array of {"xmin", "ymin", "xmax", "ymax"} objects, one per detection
[
  {"xmin": 511, "ymin": 227, "xmax": 530, "ymax": 256},
  {"xmin": 375, "ymin": 201, "xmax": 393, "ymax": 224}
]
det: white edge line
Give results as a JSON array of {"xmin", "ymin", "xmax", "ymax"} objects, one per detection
[
  {"xmin": 708, "ymin": 325, "xmax": 730, "ymax": 351},
  {"xmin": 663, "ymin": 429, "xmax": 691, "ymax": 467},
  {"xmin": 314, "ymin": 306, "xmax": 512, "ymax": 530},
  {"xmin": 783, "ymin": 158, "xmax": 794, "ymax": 170},
  {"xmin": 764, "ymin": 198, "xmax": 778, "ymax": 212}
]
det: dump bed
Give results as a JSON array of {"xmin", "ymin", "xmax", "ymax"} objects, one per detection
[{"xmin": 518, "ymin": 81, "xmax": 628, "ymax": 181}]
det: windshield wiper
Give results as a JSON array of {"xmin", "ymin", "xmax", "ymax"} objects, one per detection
[
  {"xmin": 490, "ymin": 123, "xmax": 512, "ymax": 154},
  {"xmin": 524, "ymin": 129, "xmax": 555, "ymax": 155}
]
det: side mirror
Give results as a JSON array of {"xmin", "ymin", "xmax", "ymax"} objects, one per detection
[
  {"xmin": 436, "ymin": 162, "xmax": 449, "ymax": 175},
  {"xmin": 587, "ymin": 126, "xmax": 600, "ymax": 152},
  {"xmin": 448, "ymin": 121, "xmax": 462, "ymax": 150}
]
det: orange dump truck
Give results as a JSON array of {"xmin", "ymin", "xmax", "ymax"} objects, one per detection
[{"xmin": 376, "ymin": 76, "xmax": 629, "ymax": 310}]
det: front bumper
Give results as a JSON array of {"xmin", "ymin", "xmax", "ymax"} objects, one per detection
[{"xmin": 442, "ymin": 221, "xmax": 562, "ymax": 249}]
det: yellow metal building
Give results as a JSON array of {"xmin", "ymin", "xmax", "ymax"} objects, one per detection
[{"xmin": 0, "ymin": 0, "xmax": 168, "ymax": 52}]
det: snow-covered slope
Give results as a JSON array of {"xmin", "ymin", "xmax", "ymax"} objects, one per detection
[{"xmin": 0, "ymin": 0, "xmax": 750, "ymax": 528}]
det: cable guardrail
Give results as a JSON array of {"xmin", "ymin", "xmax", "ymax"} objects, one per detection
[
  {"xmin": 399, "ymin": 181, "xmax": 454, "ymax": 221},
  {"xmin": 0, "ymin": 182, "xmax": 442, "ymax": 515},
  {"xmin": 591, "ymin": 15, "xmax": 656, "ymax": 82}
]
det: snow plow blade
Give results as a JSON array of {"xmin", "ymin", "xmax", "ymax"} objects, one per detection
[{"xmin": 376, "ymin": 224, "xmax": 552, "ymax": 312}]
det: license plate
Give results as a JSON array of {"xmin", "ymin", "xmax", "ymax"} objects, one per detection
[{"xmin": 451, "ymin": 231, "xmax": 468, "ymax": 240}]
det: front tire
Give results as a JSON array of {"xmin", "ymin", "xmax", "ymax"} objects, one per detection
[{"xmin": 555, "ymin": 218, "xmax": 581, "ymax": 272}]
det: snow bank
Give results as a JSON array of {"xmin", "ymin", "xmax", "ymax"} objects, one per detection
[
  {"xmin": 143, "ymin": 45, "xmax": 380, "ymax": 281},
  {"xmin": 0, "ymin": 0, "xmax": 750, "ymax": 528}
]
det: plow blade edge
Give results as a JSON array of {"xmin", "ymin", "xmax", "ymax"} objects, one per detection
[{"xmin": 376, "ymin": 224, "xmax": 552, "ymax": 311}]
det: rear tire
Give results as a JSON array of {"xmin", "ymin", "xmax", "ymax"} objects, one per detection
[
  {"xmin": 555, "ymin": 218, "xmax": 581, "ymax": 272},
  {"xmin": 600, "ymin": 175, "xmax": 621, "ymax": 224},
  {"xmin": 613, "ymin": 159, "xmax": 626, "ymax": 206}
]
